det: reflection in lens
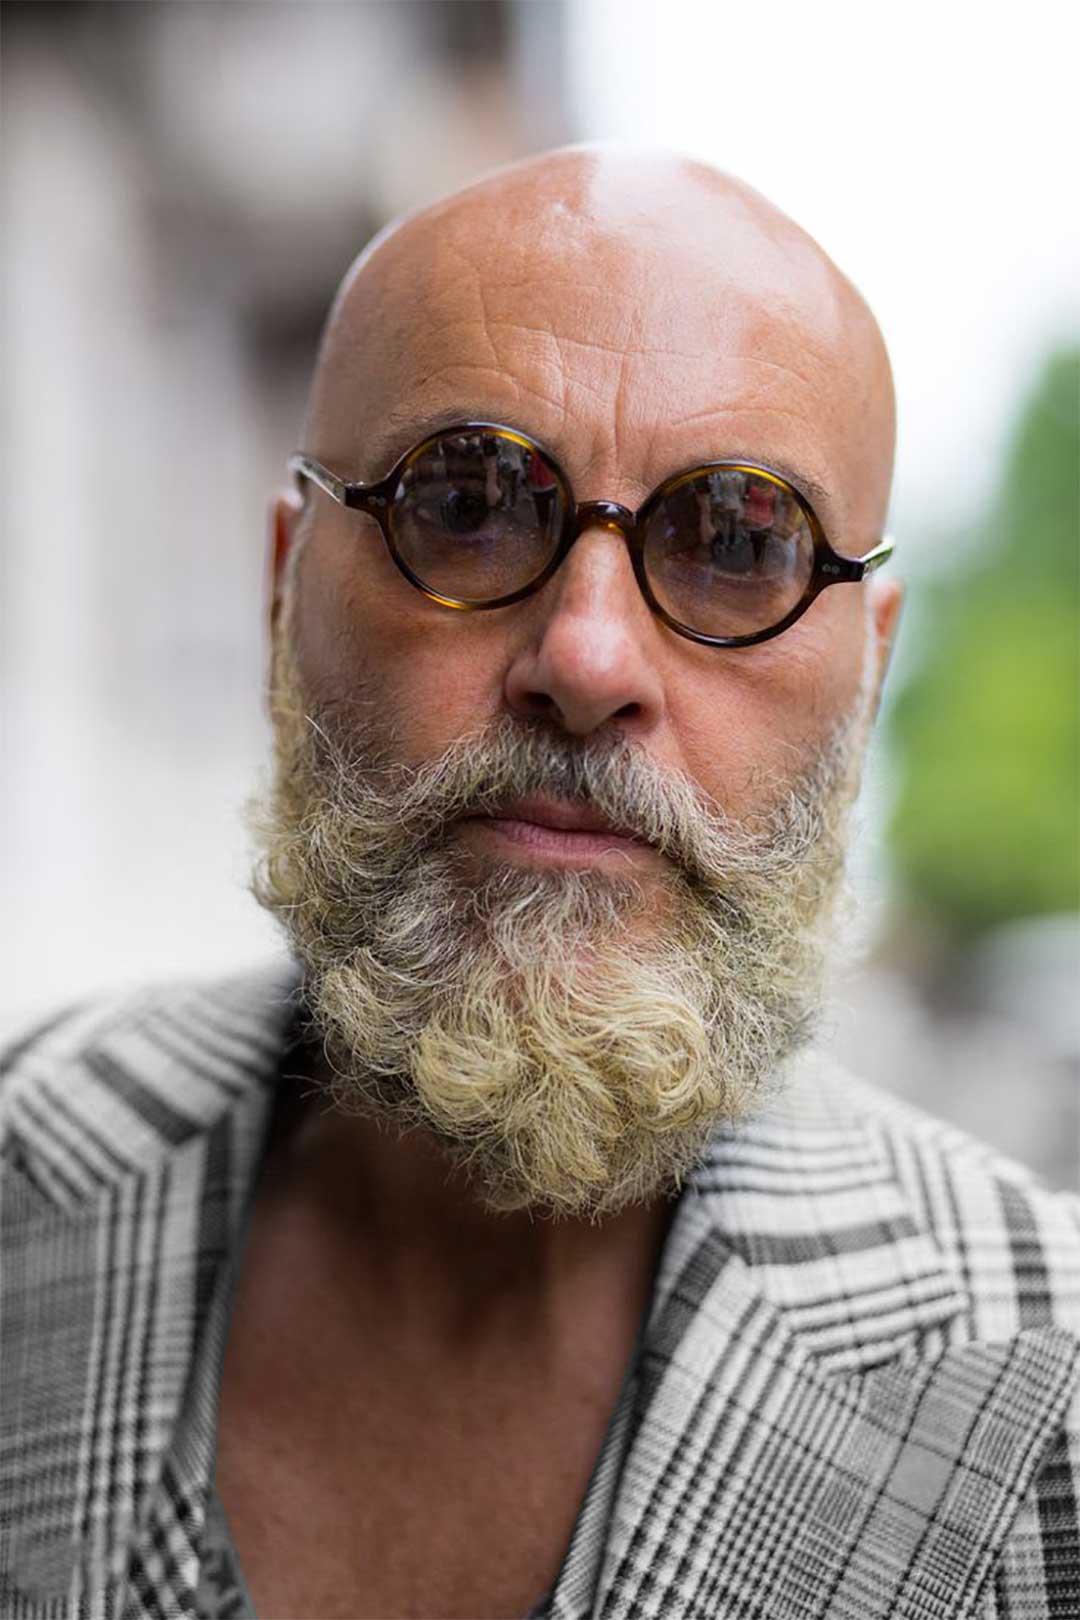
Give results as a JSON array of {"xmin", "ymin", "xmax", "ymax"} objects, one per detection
[
  {"xmin": 391, "ymin": 431, "xmax": 566, "ymax": 602},
  {"xmin": 643, "ymin": 470, "xmax": 814, "ymax": 639}
]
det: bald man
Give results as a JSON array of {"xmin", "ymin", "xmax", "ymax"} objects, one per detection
[{"xmin": 2, "ymin": 150, "xmax": 1078, "ymax": 1620}]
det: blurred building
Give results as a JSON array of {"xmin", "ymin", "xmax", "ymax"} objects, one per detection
[{"xmin": 2, "ymin": 0, "xmax": 572, "ymax": 1024}]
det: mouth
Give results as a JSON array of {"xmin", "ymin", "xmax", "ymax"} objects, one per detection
[{"xmin": 457, "ymin": 794, "xmax": 657, "ymax": 870}]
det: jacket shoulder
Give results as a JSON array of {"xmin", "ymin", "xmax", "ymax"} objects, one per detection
[
  {"xmin": 803, "ymin": 1056, "xmax": 1079, "ymax": 1338},
  {"xmin": 0, "ymin": 962, "xmax": 301, "ymax": 1198}
]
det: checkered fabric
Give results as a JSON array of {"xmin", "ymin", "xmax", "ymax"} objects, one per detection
[{"xmin": 1, "ymin": 962, "xmax": 1077, "ymax": 1618}]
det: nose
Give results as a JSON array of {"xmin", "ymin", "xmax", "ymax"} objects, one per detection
[{"xmin": 503, "ymin": 517, "xmax": 666, "ymax": 738}]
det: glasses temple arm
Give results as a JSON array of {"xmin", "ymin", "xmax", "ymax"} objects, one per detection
[
  {"xmin": 288, "ymin": 454, "xmax": 390, "ymax": 516},
  {"xmin": 856, "ymin": 537, "xmax": 894, "ymax": 577},
  {"xmin": 288, "ymin": 453, "xmax": 351, "ymax": 508}
]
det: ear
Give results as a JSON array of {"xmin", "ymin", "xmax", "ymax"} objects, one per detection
[
  {"xmin": 266, "ymin": 486, "xmax": 305, "ymax": 633},
  {"xmin": 869, "ymin": 575, "xmax": 903, "ymax": 691}
]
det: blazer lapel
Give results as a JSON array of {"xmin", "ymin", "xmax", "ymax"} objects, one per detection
[
  {"xmin": 0, "ymin": 965, "xmax": 298, "ymax": 1617},
  {"xmin": 596, "ymin": 1230, "xmax": 1077, "ymax": 1620},
  {"xmin": 590, "ymin": 1081, "xmax": 1080, "ymax": 1620}
]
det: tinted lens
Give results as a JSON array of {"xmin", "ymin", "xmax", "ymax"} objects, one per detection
[
  {"xmin": 642, "ymin": 468, "xmax": 815, "ymax": 639},
  {"xmin": 390, "ymin": 430, "xmax": 566, "ymax": 602}
]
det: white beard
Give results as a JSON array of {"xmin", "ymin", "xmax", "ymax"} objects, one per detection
[{"xmin": 251, "ymin": 612, "xmax": 875, "ymax": 1220}]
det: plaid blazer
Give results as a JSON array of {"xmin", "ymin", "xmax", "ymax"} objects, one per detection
[{"xmin": 2, "ymin": 962, "xmax": 1078, "ymax": 1620}]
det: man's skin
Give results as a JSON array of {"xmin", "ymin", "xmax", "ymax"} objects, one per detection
[{"xmin": 216, "ymin": 148, "xmax": 902, "ymax": 1620}]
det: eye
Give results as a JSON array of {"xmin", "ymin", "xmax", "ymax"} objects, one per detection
[
  {"xmin": 442, "ymin": 487, "xmax": 491, "ymax": 536},
  {"xmin": 708, "ymin": 530, "xmax": 762, "ymax": 574}
]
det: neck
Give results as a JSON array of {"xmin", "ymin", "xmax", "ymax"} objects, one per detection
[{"xmin": 256, "ymin": 1046, "xmax": 675, "ymax": 1349}]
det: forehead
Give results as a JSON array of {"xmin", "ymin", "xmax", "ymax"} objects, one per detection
[{"xmin": 311, "ymin": 157, "xmax": 887, "ymax": 528}]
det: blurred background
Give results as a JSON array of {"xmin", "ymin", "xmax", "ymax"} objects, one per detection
[{"xmin": 3, "ymin": 0, "xmax": 1077, "ymax": 1186}]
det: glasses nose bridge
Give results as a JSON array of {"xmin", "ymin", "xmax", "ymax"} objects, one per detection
[
  {"xmin": 572, "ymin": 499, "xmax": 637, "ymax": 544},
  {"xmin": 552, "ymin": 497, "xmax": 650, "ymax": 623}
]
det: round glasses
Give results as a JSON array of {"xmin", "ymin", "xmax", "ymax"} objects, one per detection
[{"xmin": 289, "ymin": 423, "xmax": 892, "ymax": 648}]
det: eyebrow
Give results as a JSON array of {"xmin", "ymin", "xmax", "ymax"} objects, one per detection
[
  {"xmin": 728, "ymin": 454, "xmax": 833, "ymax": 510},
  {"xmin": 364, "ymin": 408, "xmax": 834, "ymax": 513}
]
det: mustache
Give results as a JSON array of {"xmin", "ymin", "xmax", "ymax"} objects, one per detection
[{"xmin": 296, "ymin": 704, "xmax": 837, "ymax": 895}]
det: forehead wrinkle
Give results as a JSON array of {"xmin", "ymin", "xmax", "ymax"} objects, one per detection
[
  {"xmin": 402, "ymin": 265, "xmax": 842, "ymax": 436},
  {"xmin": 724, "ymin": 351, "xmax": 833, "ymax": 395},
  {"xmin": 661, "ymin": 396, "xmax": 834, "ymax": 486},
  {"xmin": 488, "ymin": 321, "xmax": 704, "ymax": 366},
  {"xmin": 329, "ymin": 315, "xmax": 840, "ymax": 517},
  {"xmin": 339, "ymin": 213, "xmax": 822, "ymax": 399}
]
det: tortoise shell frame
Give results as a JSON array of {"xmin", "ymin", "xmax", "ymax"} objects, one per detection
[{"xmin": 289, "ymin": 421, "xmax": 893, "ymax": 649}]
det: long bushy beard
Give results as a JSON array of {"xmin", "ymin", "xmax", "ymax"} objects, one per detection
[{"xmin": 251, "ymin": 616, "xmax": 871, "ymax": 1221}]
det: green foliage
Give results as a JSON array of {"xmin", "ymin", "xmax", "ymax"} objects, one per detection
[{"xmin": 888, "ymin": 349, "xmax": 1080, "ymax": 937}]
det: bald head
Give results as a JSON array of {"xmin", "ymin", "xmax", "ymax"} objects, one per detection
[{"xmin": 304, "ymin": 145, "xmax": 894, "ymax": 543}]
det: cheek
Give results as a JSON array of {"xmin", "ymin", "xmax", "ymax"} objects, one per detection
[
  {"xmin": 672, "ymin": 587, "xmax": 867, "ymax": 812},
  {"xmin": 292, "ymin": 518, "xmax": 506, "ymax": 758}
]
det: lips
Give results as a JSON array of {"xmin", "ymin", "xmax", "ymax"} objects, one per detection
[{"xmin": 484, "ymin": 795, "xmax": 647, "ymax": 844}]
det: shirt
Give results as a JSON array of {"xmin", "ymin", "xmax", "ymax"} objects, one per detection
[{"xmin": 193, "ymin": 1220, "xmax": 653, "ymax": 1620}]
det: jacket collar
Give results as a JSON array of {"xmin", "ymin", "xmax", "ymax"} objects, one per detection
[{"xmin": 653, "ymin": 1055, "xmax": 971, "ymax": 1374}]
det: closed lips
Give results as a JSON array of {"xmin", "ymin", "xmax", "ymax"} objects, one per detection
[{"xmin": 484, "ymin": 797, "xmax": 647, "ymax": 842}]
